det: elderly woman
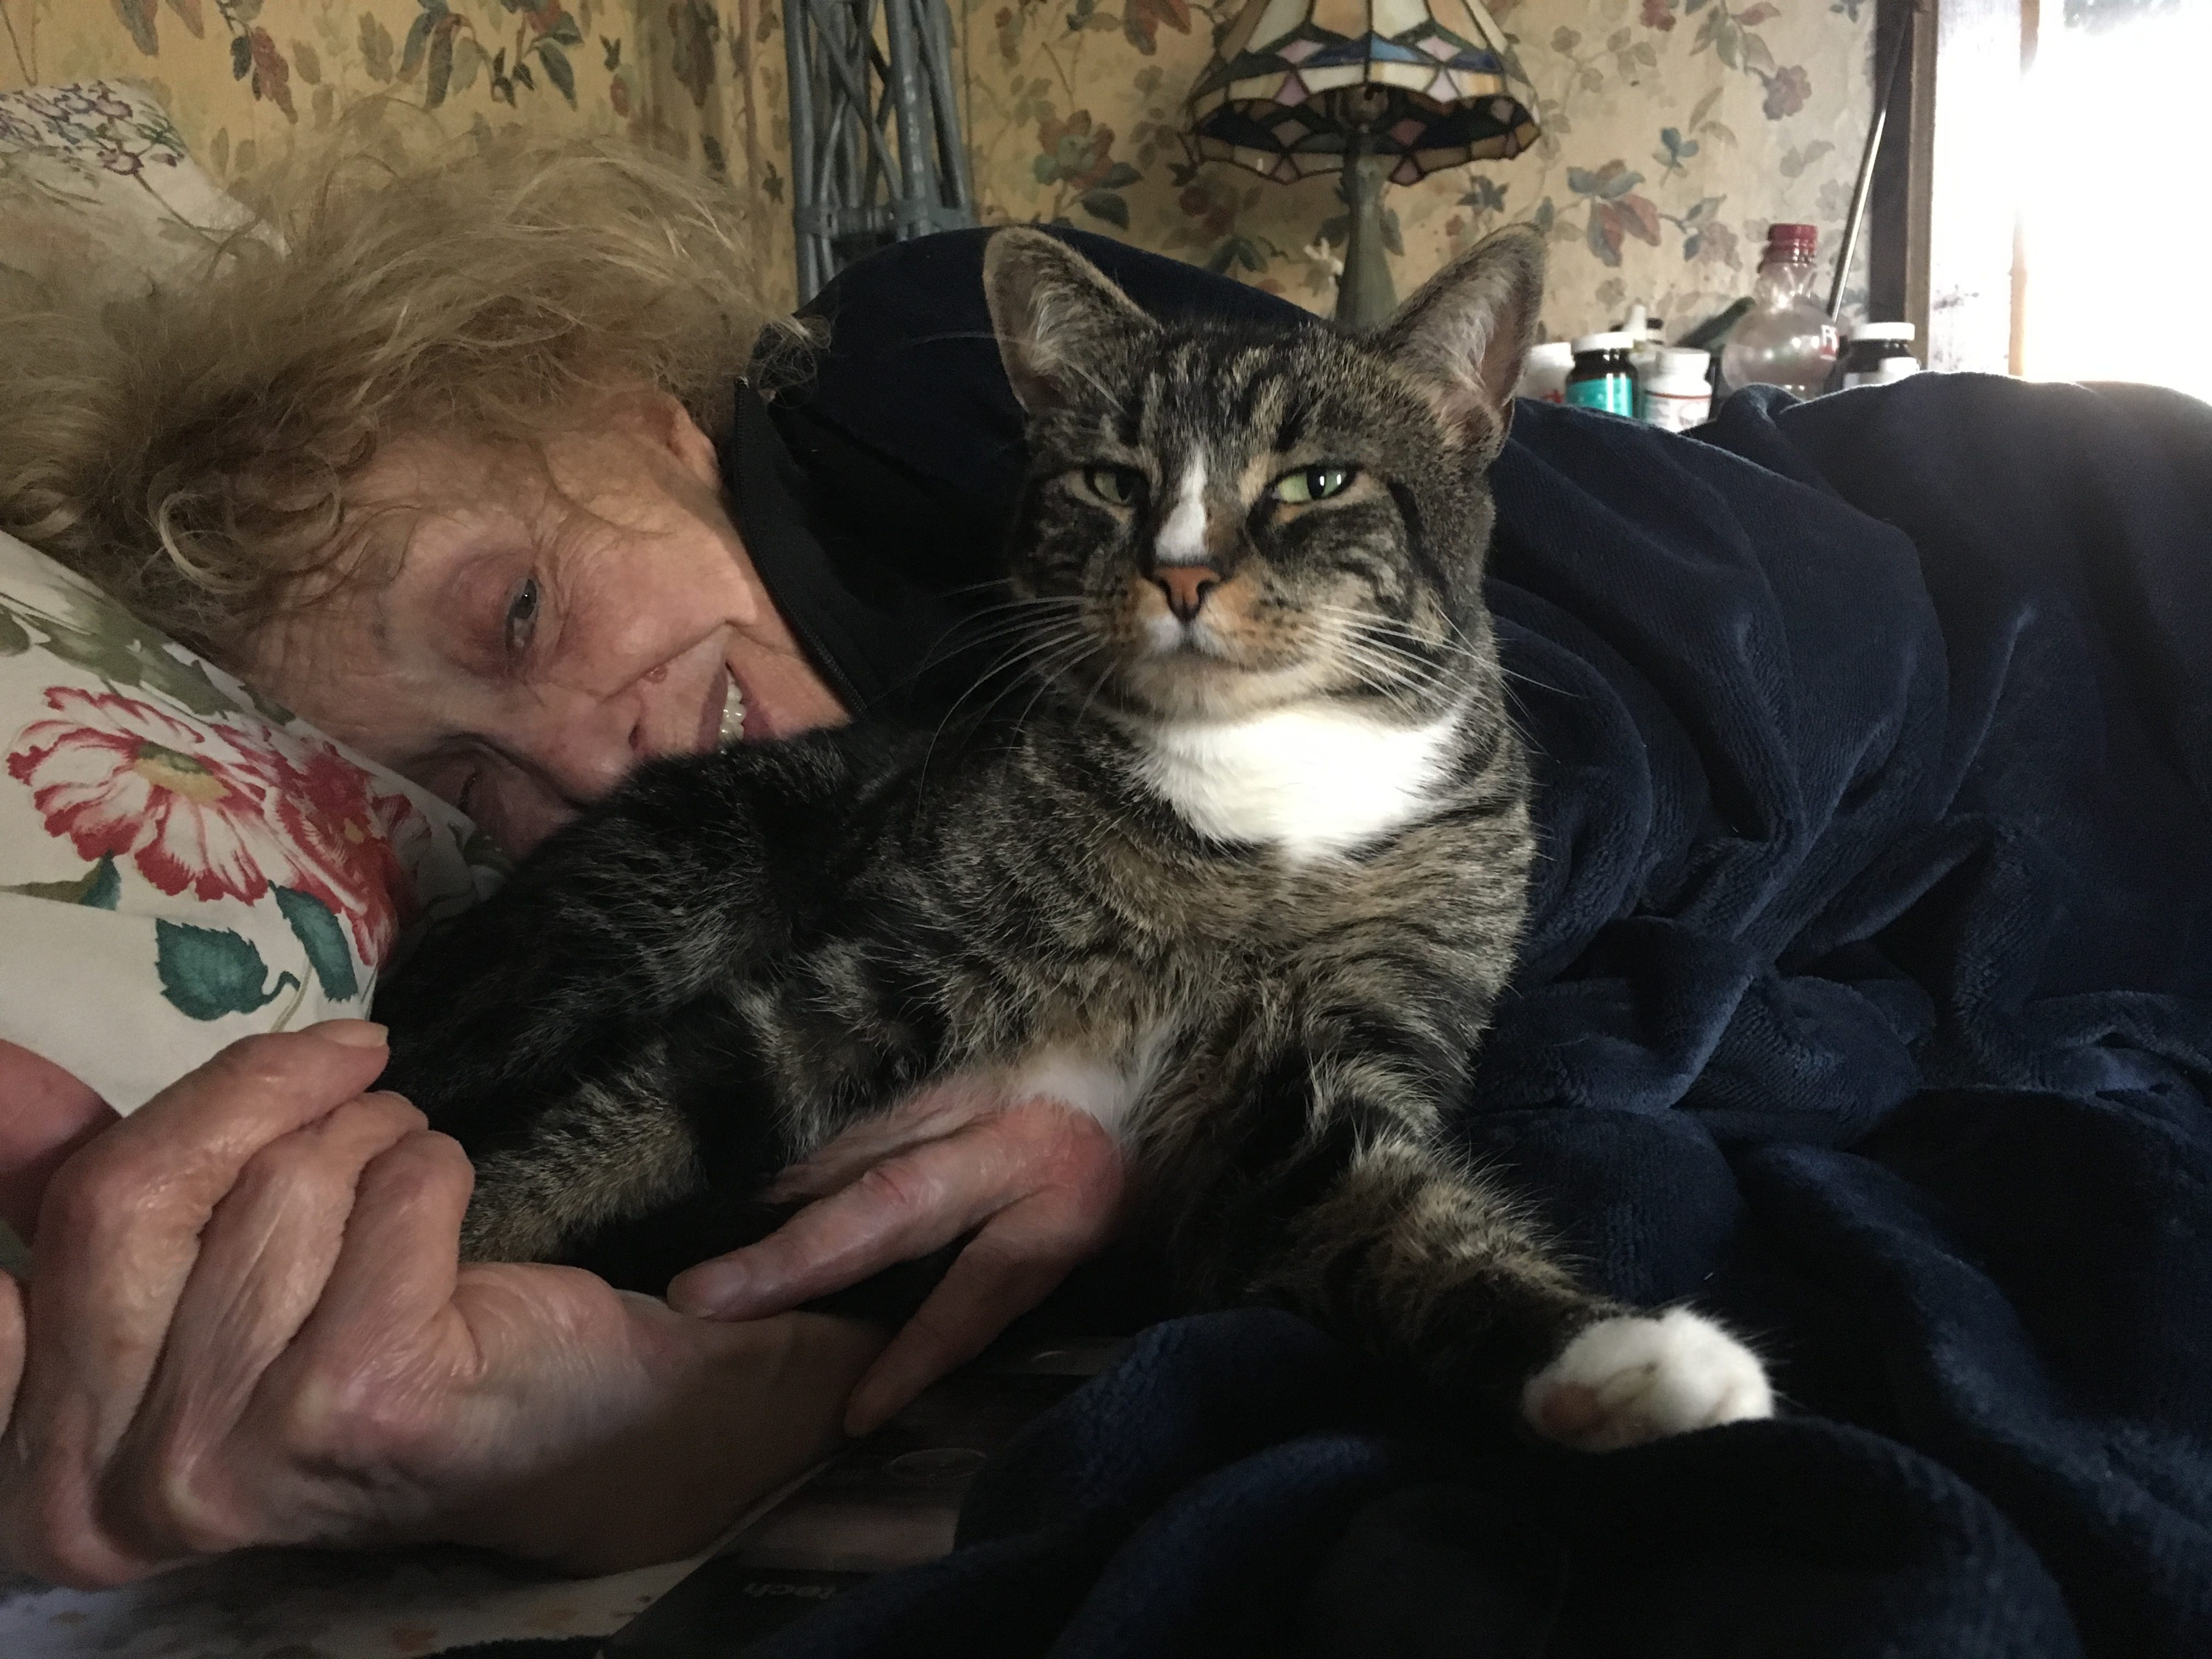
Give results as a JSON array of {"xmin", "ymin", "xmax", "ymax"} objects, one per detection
[
  {"xmin": 0, "ymin": 146, "xmax": 1145, "ymax": 1584},
  {"xmin": 2, "ymin": 140, "xmax": 2208, "ymax": 1656}
]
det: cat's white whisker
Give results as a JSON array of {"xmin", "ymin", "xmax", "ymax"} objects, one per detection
[{"xmin": 915, "ymin": 620, "xmax": 1097, "ymax": 799}]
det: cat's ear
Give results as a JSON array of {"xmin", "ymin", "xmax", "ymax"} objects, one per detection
[
  {"xmin": 1372, "ymin": 223, "xmax": 1545, "ymax": 451},
  {"xmin": 983, "ymin": 228, "xmax": 1156, "ymax": 415}
]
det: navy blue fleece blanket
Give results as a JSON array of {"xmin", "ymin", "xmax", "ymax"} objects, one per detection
[{"xmin": 737, "ymin": 366, "xmax": 2212, "ymax": 1659}]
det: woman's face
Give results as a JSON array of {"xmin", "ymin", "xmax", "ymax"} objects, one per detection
[{"xmin": 251, "ymin": 395, "xmax": 845, "ymax": 855}]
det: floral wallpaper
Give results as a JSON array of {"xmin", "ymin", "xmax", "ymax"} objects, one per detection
[
  {"xmin": 0, "ymin": 0, "xmax": 800, "ymax": 288},
  {"xmin": 0, "ymin": 3, "xmax": 630, "ymax": 165},
  {"xmin": 964, "ymin": 0, "xmax": 1875, "ymax": 335},
  {"xmin": 0, "ymin": 0, "xmax": 1869, "ymax": 336}
]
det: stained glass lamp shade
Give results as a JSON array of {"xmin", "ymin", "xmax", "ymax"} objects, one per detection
[
  {"xmin": 1189, "ymin": 0, "xmax": 1540, "ymax": 187},
  {"xmin": 1190, "ymin": 0, "xmax": 1538, "ymax": 323}
]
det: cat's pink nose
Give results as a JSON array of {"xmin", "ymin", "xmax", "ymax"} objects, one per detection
[{"xmin": 1155, "ymin": 566, "xmax": 1220, "ymax": 623}]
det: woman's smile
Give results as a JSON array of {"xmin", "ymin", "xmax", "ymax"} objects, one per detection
[{"xmin": 251, "ymin": 396, "xmax": 844, "ymax": 853}]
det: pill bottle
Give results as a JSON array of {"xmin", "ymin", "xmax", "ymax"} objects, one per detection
[
  {"xmin": 1641, "ymin": 347, "xmax": 1714, "ymax": 431},
  {"xmin": 1565, "ymin": 332, "xmax": 1639, "ymax": 416},
  {"xmin": 1840, "ymin": 321, "xmax": 1920, "ymax": 388}
]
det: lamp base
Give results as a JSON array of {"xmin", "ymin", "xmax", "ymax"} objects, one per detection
[{"xmin": 1334, "ymin": 152, "xmax": 1398, "ymax": 329}]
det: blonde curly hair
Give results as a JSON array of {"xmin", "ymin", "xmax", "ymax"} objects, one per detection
[{"xmin": 0, "ymin": 138, "xmax": 800, "ymax": 667}]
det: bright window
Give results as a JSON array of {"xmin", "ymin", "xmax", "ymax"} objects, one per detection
[{"xmin": 2019, "ymin": 3, "xmax": 2212, "ymax": 400}]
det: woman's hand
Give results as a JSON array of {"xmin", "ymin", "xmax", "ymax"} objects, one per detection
[
  {"xmin": 0, "ymin": 1040, "xmax": 114, "ymax": 1237},
  {"xmin": 0, "ymin": 1024, "xmax": 881, "ymax": 1587},
  {"xmin": 668, "ymin": 1080, "xmax": 1127, "ymax": 1435}
]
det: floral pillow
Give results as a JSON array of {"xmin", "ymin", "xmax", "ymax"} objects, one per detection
[
  {"xmin": 0, "ymin": 79, "xmax": 266, "ymax": 306},
  {"xmin": 0, "ymin": 530, "xmax": 499, "ymax": 1113}
]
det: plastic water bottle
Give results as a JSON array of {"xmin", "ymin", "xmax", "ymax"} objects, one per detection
[{"xmin": 1720, "ymin": 223, "xmax": 1838, "ymax": 400}]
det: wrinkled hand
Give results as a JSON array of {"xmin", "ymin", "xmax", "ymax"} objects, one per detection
[
  {"xmin": 668, "ymin": 1081, "xmax": 1127, "ymax": 1434},
  {"xmin": 0, "ymin": 1024, "xmax": 878, "ymax": 1588}
]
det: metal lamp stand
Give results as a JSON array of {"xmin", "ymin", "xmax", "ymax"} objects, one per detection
[
  {"xmin": 784, "ymin": 0, "xmax": 975, "ymax": 303},
  {"xmin": 1335, "ymin": 137, "xmax": 1398, "ymax": 328}
]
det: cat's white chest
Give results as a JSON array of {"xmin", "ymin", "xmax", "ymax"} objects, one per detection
[
  {"xmin": 1137, "ymin": 705, "xmax": 1460, "ymax": 862},
  {"xmin": 1005, "ymin": 1029, "xmax": 1173, "ymax": 1141}
]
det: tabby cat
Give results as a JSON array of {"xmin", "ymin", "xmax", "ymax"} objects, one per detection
[{"xmin": 375, "ymin": 225, "xmax": 1772, "ymax": 1449}]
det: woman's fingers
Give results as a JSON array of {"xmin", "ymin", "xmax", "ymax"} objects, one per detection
[
  {"xmin": 285, "ymin": 1125, "xmax": 476, "ymax": 1387},
  {"xmin": 0, "ymin": 1023, "xmax": 390, "ymax": 1586},
  {"xmin": 0, "ymin": 1042, "xmax": 116, "ymax": 1242},
  {"xmin": 0, "ymin": 1273, "xmax": 25, "ymax": 1437},
  {"xmin": 843, "ymin": 1187, "xmax": 1111, "ymax": 1436},
  {"xmin": 670, "ymin": 1099, "xmax": 1125, "ymax": 1337},
  {"xmin": 670, "ymin": 1124, "xmax": 1017, "ymax": 1318},
  {"xmin": 761, "ymin": 1076, "xmax": 1005, "ymax": 1204},
  {"xmin": 234, "ymin": 1128, "xmax": 481, "ymax": 1551},
  {"xmin": 93, "ymin": 1094, "xmax": 422, "ymax": 1566},
  {"xmin": 132, "ymin": 1106, "xmax": 427, "ymax": 1504},
  {"xmin": 22, "ymin": 1025, "xmax": 391, "ymax": 1449}
]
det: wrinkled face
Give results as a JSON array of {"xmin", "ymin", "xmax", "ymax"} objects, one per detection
[
  {"xmin": 1006, "ymin": 328, "xmax": 1497, "ymax": 724},
  {"xmin": 250, "ymin": 396, "xmax": 847, "ymax": 856}
]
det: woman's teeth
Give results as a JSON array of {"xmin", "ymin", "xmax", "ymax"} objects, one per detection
[{"xmin": 718, "ymin": 678, "xmax": 747, "ymax": 744}]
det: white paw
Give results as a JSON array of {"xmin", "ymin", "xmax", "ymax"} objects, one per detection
[{"xmin": 1522, "ymin": 1308, "xmax": 1773, "ymax": 1451}]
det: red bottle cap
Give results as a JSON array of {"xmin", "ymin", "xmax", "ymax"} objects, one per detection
[{"xmin": 1765, "ymin": 222, "xmax": 1819, "ymax": 253}]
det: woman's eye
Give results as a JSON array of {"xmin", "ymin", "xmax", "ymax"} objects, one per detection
[
  {"xmin": 503, "ymin": 574, "xmax": 541, "ymax": 655},
  {"xmin": 1084, "ymin": 466, "xmax": 1141, "ymax": 506},
  {"xmin": 1273, "ymin": 465, "xmax": 1355, "ymax": 505}
]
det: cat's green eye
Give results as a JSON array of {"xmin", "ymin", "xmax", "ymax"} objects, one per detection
[
  {"xmin": 1272, "ymin": 465, "xmax": 1355, "ymax": 505},
  {"xmin": 1084, "ymin": 466, "xmax": 1142, "ymax": 506}
]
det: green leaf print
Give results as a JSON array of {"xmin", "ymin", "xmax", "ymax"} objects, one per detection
[
  {"xmin": 155, "ymin": 921, "xmax": 300, "ymax": 1020},
  {"xmin": 136, "ymin": 652, "xmax": 241, "ymax": 718},
  {"xmin": 116, "ymin": 0, "xmax": 161, "ymax": 55},
  {"xmin": 241, "ymin": 681, "xmax": 296, "ymax": 725},
  {"xmin": 427, "ymin": 20, "xmax": 456, "ymax": 106},
  {"xmin": 273, "ymin": 886, "xmax": 359, "ymax": 1001},
  {"xmin": 402, "ymin": 9, "xmax": 436, "ymax": 80},
  {"xmin": 83, "ymin": 854, "xmax": 122, "ymax": 909},
  {"xmin": 36, "ymin": 622, "xmax": 245, "ymax": 717},
  {"xmin": 35, "ymin": 622, "xmax": 149, "ymax": 690},
  {"xmin": 1079, "ymin": 189, "xmax": 1130, "ymax": 229},
  {"xmin": 536, "ymin": 41, "xmax": 578, "ymax": 106},
  {"xmin": 0, "ymin": 608, "xmax": 29, "ymax": 655},
  {"xmin": 14, "ymin": 580, "xmax": 247, "ymax": 716},
  {"xmin": 1, "ymin": 855, "xmax": 121, "ymax": 909}
]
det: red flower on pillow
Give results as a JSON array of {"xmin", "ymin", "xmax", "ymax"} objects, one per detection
[
  {"xmin": 259, "ymin": 731, "xmax": 424, "ymax": 967},
  {"xmin": 7, "ymin": 687, "xmax": 301, "ymax": 904},
  {"xmin": 7, "ymin": 689, "xmax": 424, "ymax": 970}
]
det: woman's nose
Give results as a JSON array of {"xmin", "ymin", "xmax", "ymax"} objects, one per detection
[
  {"xmin": 532, "ymin": 721, "xmax": 635, "ymax": 803},
  {"xmin": 528, "ymin": 666, "xmax": 698, "ymax": 802}
]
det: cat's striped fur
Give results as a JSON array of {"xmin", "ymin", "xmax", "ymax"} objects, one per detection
[{"xmin": 376, "ymin": 228, "xmax": 1772, "ymax": 1444}]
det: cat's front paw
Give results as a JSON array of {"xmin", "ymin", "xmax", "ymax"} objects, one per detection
[{"xmin": 1521, "ymin": 1308, "xmax": 1772, "ymax": 1451}]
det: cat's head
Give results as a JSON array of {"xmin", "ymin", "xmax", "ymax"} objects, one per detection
[{"xmin": 982, "ymin": 225, "xmax": 1542, "ymax": 726}]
